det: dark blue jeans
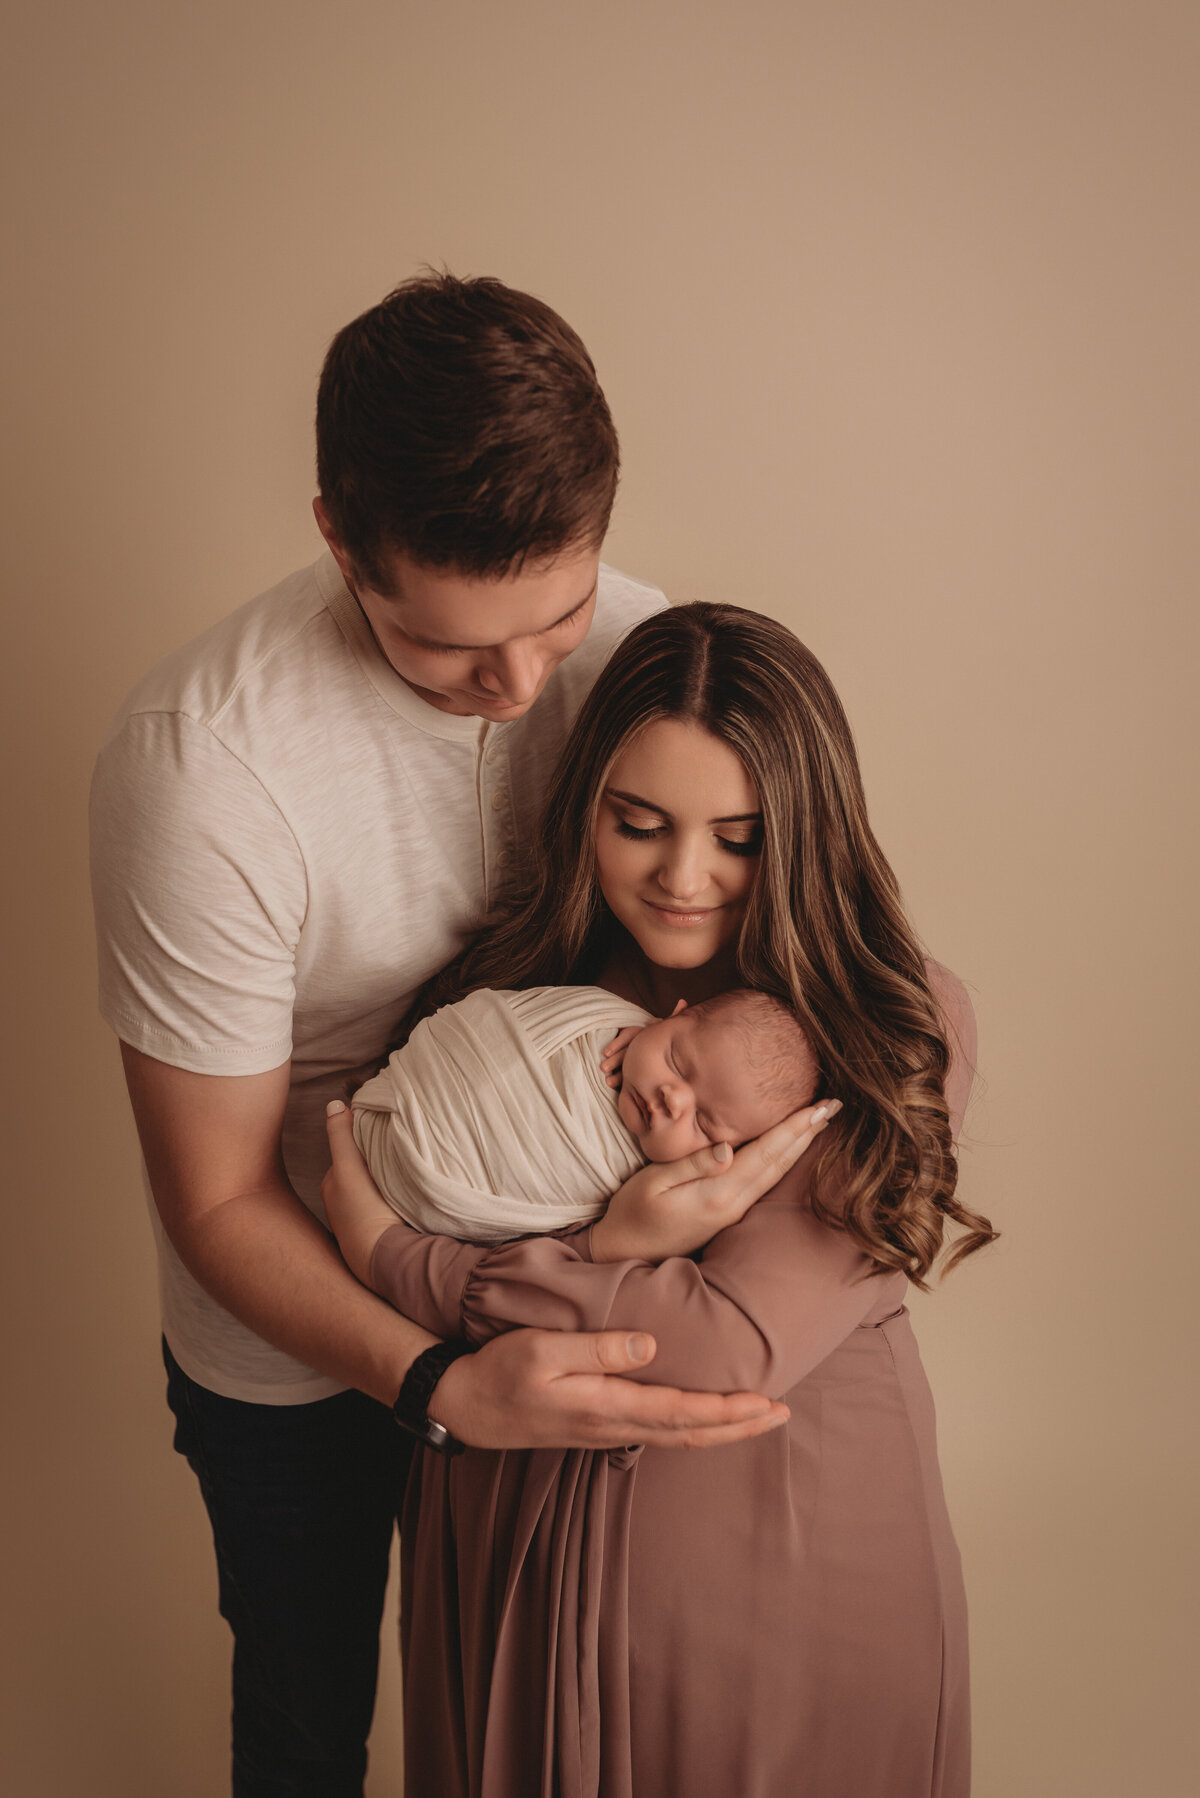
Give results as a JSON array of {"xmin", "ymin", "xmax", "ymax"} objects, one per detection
[{"xmin": 163, "ymin": 1340, "xmax": 414, "ymax": 1797}]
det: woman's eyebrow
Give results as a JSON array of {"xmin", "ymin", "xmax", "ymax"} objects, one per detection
[
  {"xmin": 605, "ymin": 787, "xmax": 762, "ymax": 824},
  {"xmin": 606, "ymin": 787, "xmax": 667, "ymax": 812}
]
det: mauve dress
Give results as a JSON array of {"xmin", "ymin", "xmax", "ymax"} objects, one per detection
[{"xmin": 371, "ymin": 967, "xmax": 976, "ymax": 1798}]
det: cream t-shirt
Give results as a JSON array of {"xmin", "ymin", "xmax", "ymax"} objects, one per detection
[{"xmin": 90, "ymin": 551, "xmax": 665, "ymax": 1401}]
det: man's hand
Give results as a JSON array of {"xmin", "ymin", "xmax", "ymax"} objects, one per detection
[
  {"xmin": 429, "ymin": 1326, "xmax": 790, "ymax": 1451},
  {"xmin": 591, "ymin": 1100, "xmax": 841, "ymax": 1265}
]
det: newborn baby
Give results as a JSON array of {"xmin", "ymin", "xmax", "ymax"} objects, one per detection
[{"xmin": 349, "ymin": 985, "xmax": 818, "ymax": 1245}]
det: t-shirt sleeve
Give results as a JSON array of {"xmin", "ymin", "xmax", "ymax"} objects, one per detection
[{"xmin": 89, "ymin": 710, "xmax": 308, "ymax": 1074}]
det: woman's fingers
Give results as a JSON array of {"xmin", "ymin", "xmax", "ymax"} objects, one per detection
[
  {"xmin": 641, "ymin": 1099, "xmax": 843, "ymax": 1239},
  {"xmin": 324, "ymin": 1097, "xmax": 360, "ymax": 1157},
  {"xmin": 322, "ymin": 1100, "xmax": 388, "ymax": 1209},
  {"xmin": 736, "ymin": 1098, "xmax": 842, "ymax": 1187},
  {"xmin": 656, "ymin": 1100, "xmax": 841, "ymax": 1194}
]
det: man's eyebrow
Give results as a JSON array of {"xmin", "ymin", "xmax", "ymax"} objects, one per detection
[
  {"xmin": 395, "ymin": 580, "xmax": 598, "ymax": 652},
  {"xmin": 605, "ymin": 787, "xmax": 762, "ymax": 825}
]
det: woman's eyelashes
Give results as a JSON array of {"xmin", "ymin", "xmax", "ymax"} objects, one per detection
[{"xmin": 612, "ymin": 818, "xmax": 762, "ymax": 857}]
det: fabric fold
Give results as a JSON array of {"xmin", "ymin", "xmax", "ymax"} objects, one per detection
[{"xmin": 353, "ymin": 987, "xmax": 652, "ymax": 1241}]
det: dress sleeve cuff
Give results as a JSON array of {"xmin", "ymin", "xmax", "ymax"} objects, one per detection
[{"xmin": 368, "ymin": 1221, "xmax": 482, "ymax": 1339}]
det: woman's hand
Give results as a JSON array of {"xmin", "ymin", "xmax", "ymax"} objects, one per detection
[
  {"xmin": 591, "ymin": 1100, "xmax": 841, "ymax": 1264},
  {"xmin": 321, "ymin": 1101, "xmax": 401, "ymax": 1283}
]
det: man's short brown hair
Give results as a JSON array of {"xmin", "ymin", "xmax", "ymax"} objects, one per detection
[{"xmin": 316, "ymin": 272, "xmax": 620, "ymax": 591}]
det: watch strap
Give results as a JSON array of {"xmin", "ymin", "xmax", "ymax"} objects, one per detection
[{"xmin": 392, "ymin": 1340, "xmax": 474, "ymax": 1456}]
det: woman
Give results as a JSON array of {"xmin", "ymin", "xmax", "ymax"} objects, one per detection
[{"xmin": 325, "ymin": 603, "xmax": 995, "ymax": 1798}]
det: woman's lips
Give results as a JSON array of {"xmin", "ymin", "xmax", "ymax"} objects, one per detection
[{"xmin": 642, "ymin": 900, "xmax": 720, "ymax": 927}]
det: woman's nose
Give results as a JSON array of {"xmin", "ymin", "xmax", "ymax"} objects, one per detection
[{"xmin": 655, "ymin": 839, "xmax": 706, "ymax": 900}]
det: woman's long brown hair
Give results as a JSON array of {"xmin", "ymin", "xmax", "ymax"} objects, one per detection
[{"xmin": 413, "ymin": 603, "xmax": 996, "ymax": 1286}]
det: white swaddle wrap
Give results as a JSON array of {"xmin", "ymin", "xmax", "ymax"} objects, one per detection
[{"xmin": 351, "ymin": 986, "xmax": 654, "ymax": 1242}]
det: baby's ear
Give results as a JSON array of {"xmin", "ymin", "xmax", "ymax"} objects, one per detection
[{"xmin": 670, "ymin": 998, "xmax": 688, "ymax": 1016}]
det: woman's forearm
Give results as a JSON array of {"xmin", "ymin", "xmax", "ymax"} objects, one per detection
[
  {"xmin": 366, "ymin": 1176, "xmax": 880, "ymax": 1399},
  {"xmin": 369, "ymin": 1221, "xmax": 491, "ymax": 1340}
]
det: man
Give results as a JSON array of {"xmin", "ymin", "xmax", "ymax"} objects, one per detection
[{"xmin": 91, "ymin": 274, "xmax": 794, "ymax": 1795}]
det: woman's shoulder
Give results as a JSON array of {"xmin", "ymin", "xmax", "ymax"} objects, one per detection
[
  {"xmin": 921, "ymin": 957, "xmax": 978, "ymax": 1139},
  {"xmin": 921, "ymin": 956, "xmax": 977, "ymax": 1065}
]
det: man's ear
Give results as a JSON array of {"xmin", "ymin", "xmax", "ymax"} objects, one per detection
[{"xmin": 313, "ymin": 497, "xmax": 355, "ymax": 584}]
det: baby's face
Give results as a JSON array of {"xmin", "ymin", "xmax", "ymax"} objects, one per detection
[{"xmin": 616, "ymin": 1012, "xmax": 786, "ymax": 1162}]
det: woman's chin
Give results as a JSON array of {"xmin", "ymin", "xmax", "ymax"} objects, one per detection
[
  {"xmin": 637, "ymin": 935, "xmax": 729, "ymax": 971},
  {"xmin": 656, "ymin": 949, "xmax": 711, "ymax": 969}
]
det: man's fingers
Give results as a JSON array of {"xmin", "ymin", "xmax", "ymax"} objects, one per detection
[
  {"xmin": 538, "ymin": 1331, "xmax": 784, "ymax": 1436},
  {"xmin": 542, "ymin": 1327, "xmax": 659, "ymax": 1375},
  {"xmin": 600, "ymin": 1379, "xmax": 783, "ymax": 1431},
  {"xmin": 634, "ymin": 1404, "xmax": 790, "ymax": 1450}
]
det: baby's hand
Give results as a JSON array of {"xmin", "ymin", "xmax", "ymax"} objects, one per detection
[{"xmin": 601, "ymin": 1025, "xmax": 642, "ymax": 1089}]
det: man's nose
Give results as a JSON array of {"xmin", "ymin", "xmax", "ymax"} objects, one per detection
[{"xmin": 477, "ymin": 642, "xmax": 542, "ymax": 704}]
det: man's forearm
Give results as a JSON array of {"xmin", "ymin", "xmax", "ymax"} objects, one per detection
[
  {"xmin": 171, "ymin": 1177, "xmax": 438, "ymax": 1405},
  {"xmin": 119, "ymin": 1046, "xmax": 438, "ymax": 1405}
]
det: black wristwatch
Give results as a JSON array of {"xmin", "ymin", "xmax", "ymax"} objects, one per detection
[{"xmin": 392, "ymin": 1341, "xmax": 475, "ymax": 1455}]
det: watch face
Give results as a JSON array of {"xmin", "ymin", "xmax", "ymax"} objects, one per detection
[{"xmin": 400, "ymin": 1414, "xmax": 465, "ymax": 1457}]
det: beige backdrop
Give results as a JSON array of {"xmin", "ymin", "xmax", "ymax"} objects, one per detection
[{"xmin": 2, "ymin": 3, "xmax": 1196, "ymax": 1794}]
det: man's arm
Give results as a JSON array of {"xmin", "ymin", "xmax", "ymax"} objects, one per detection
[
  {"xmin": 121, "ymin": 1046, "xmax": 438, "ymax": 1402},
  {"xmin": 122, "ymin": 1046, "xmax": 788, "ymax": 1449}
]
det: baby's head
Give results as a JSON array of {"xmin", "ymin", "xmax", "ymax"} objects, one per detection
[{"xmin": 616, "ymin": 989, "xmax": 819, "ymax": 1163}]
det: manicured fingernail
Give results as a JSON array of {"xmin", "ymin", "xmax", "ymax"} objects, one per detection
[
  {"xmin": 627, "ymin": 1334, "xmax": 651, "ymax": 1362},
  {"xmin": 326, "ymin": 1100, "xmax": 346, "ymax": 1116},
  {"xmin": 713, "ymin": 1141, "xmax": 732, "ymax": 1163},
  {"xmin": 823, "ymin": 1099, "xmax": 842, "ymax": 1117}
]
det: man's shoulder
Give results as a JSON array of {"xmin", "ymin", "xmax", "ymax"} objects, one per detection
[
  {"xmin": 104, "ymin": 555, "xmax": 337, "ymax": 738},
  {"xmin": 595, "ymin": 561, "xmax": 667, "ymax": 638},
  {"xmin": 559, "ymin": 561, "xmax": 667, "ymax": 693}
]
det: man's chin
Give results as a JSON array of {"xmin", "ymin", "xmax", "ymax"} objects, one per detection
[
  {"xmin": 471, "ymin": 697, "xmax": 538, "ymax": 720},
  {"xmin": 399, "ymin": 680, "xmax": 535, "ymax": 720}
]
